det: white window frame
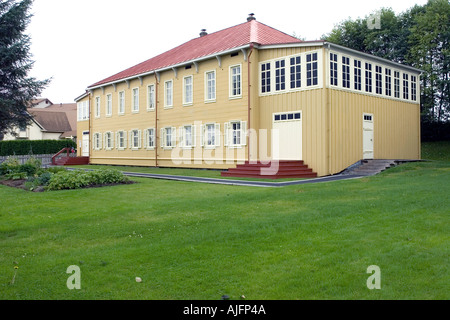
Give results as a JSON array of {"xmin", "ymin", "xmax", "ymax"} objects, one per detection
[
  {"xmin": 202, "ymin": 123, "xmax": 221, "ymax": 149},
  {"xmin": 183, "ymin": 76, "xmax": 193, "ymax": 106},
  {"xmin": 260, "ymin": 50, "xmax": 322, "ymax": 96},
  {"xmin": 261, "ymin": 62, "xmax": 271, "ymax": 93},
  {"xmin": 95, "ymin": 96, "xmax": 101, "ymax": 118},
  {"xmin": 411, "ymin": 75, "xmax": 417, "ymax": 101},
  {"xmin": 224, "ymin": 120, "xmax": 247, "ymax": 148},
  {"xmin": 385, "ymin": 68, "xmax": 392, "ymax": 97},
  {"xmin": 160, "ymin": 126, "xmax": 176, "ymax": 149},
  {"xmin": 116, "ymin": 130, "xmax": 127, "ymax": 150},
  {"xmin": 342, "ymin": 56, "xmax": 351, "ymax": 89},
  {"xmin": 104, "ymin": 131, "xmax": 114, "ymax": 150},
  {"xmin": 403, "ymin": 73, "xmax": 409, "ymax": 100},
  {"xmin": 106, "ymin": 94, "xmax": 112, "ymax": 117},
  {"xmin": 289, "ymin": 55, "xmax": 301, "ymax": 90},
  {"xmin": 330, "ymin": 52, "xmax": 338, "ymax": 87},
  {"xmin": 179, "ymin": 125, "xmax": 195, "ymax": 149},
  {"xmin": 118, "ymin": 91, "xmax": 125, "ymax": 115},
  {"xmin": 205, "ymin": 70, "xmax": 216, "ymax": 102},
  {"xmin": 129, "ymin": 129, "xmax": 141, "ymax": 150},
  {"xmin": 375, "ymin": 65, "xmax": 383, "ymax": 95},
  {"xmin": 93, "ymin": 132, "xmax": 102, "ymax": 150},
  {"xmin": 147, "ymin": 84, "xmax": 155, "ymax": 111},
  {"xmin": 229, "ymin": 64, "xmax": 242, "ymax": 98},
  {"xmin": 274, "ymin": 59, "xmax": 286, "ymax": 92},
  {"xmin": 145, "ymin": 128, "xmax": 155, "ymax": 150},
  {"xmin": 132, "ymin": 88, "xmax": 139, "ymax": 113},
  {"xmin": 164, "ymin": 80, "xmax": 173, "ymax": 108},
  {"xmin": 77, "ymin": 101, "xmax": 89, "ymax": 121}
]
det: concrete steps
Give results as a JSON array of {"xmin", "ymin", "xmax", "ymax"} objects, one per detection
[
  {"xmin": 221, "ymin": 161, "xmax": 318, "ymax": 179},
  {"xmin": 341, "ymin": 159, "xmax": 397, "ymax": 176}
]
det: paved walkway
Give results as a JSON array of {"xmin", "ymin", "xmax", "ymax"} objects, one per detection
[{"xmin": 119, "ymin": 171, "xmax": 366, "ymax": 188}]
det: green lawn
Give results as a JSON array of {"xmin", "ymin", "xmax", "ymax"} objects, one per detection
[{"xmin": 0, "ymin": 143, "xmax": 448, "ymax": 300}]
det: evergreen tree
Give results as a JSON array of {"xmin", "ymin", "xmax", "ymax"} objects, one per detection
[{"xmin": 0, "ymin": 0, "xmax": 49, "ymax": 138}]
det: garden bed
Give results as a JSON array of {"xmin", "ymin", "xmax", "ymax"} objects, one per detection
[
  {"xmin": 0, "ymin": 156, "xmax": 133, "ymax": 192},
  {"xmin": 0, "ymin": 177, "xmax": 134, "ymax": 192}
]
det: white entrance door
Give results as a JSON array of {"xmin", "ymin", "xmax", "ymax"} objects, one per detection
[
  {"xmin": 272, "ymin": 111, "xmax": 302, "ymax": 160},
  {"xmin": 82, "ymin": 132, "xmax": 90, "ymax": 157},
  {"xmin": 363, "ymin": 114, "xmax": 374, "ymax": 159}
]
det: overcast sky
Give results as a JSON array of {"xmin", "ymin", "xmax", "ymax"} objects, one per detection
[{"xmin": 26, "ymin": 0, "xmax": 428, "ymax": 103}]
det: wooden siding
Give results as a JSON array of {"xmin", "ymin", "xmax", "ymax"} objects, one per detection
[
  {"xmin": 328, "ymin": 88, "xmax": 421, "ymax": 175},
  {"xmin": 85, "ymin": 52, "xmax": 249, "ymax": 169}
]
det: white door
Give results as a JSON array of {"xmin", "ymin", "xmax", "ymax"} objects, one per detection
[
  {"xmin": 82, "ymin": 132, "xmax": 90, "ymax": 157},
  {"xmin": 272, "ymin": 111, "xmax": 302, "ymax": 160},
  {"xmin": 363, "ymin": 114, "xmax": 374, "ymax": 159}
]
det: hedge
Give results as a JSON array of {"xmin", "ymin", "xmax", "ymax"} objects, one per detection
[{"xmin": 0, "ymin": 140, "xmax": 76, "ymax": 156}]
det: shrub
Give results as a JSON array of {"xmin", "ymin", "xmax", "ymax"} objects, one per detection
[
  {"xmin": 0, "ymin": 156, "xmax": 41, "ymax": 177},
  {"xmin": 0, "ymin": 140, "xmax": 76, "ymax": 156},
  {"xmin": 46, "ymin": 169, "xmax": 129, "ymax": 191}
]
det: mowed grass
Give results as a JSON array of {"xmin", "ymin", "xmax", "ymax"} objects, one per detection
[{"xmin": 0, "ymin": 143, "xmax": 448, "ymax": 300}]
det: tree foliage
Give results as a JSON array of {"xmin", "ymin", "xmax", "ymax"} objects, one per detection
[
  {"xmin": 323, "ymin": 0, "xmax": 450, "ymax": 138},
  {"xmin": 0, "ymin": 0, "xmax": 50, "ymax": 137}
]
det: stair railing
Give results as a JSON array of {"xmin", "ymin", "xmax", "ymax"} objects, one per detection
[{"xmin": 52, "ymin": 147, "xmax": 75, "ymax": 165}]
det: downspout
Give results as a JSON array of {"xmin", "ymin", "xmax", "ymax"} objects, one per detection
[
  {"xmin": 154, "ymin": 72, "xmax": 159, "ymax": 167},
  {"xmin": 247, "ymin": 43, "xmax": 254, "ymax": 162},
  {"xmin": 326, "ymin": 43, "xmax": 332, "ymax": 175},
  {"xmin": 88, "ymin": 90, "xmax": 92, "ymax": 165}
]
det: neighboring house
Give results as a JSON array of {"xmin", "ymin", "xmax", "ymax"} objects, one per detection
[
  {"xmin": 3, "ymin": 101, "xmax": 77, "ymax": 141},
  {"xmin": 75, "ymin": 14, "xmax": 421, "ymax": 177}
]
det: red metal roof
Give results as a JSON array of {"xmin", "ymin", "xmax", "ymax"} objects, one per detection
[{"xmin": 89, "ymin": 20, "xmax": 302, "ymax": 88}]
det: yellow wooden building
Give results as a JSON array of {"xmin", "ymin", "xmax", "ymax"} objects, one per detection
[{"xmin": 76, "ymin": 15, "xmax": 421, "ymax": 177}]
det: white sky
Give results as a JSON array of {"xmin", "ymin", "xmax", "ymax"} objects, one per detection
[{"xmin": 26, "ymin": 0, "xmax": 428, "ymax": 103}]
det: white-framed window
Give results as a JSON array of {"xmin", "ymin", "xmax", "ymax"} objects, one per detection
[
  {"xmin": 95, "ymin": 96, "xmax": 101, "ymax": 118},
  {"xmin": 289, "ymin": 56, "xmax": 301, "ymax": 89},
  {"xmin": 354, "ymin": 59, "xmax": 362, "ymax": 91},
  {"xmin": 93, "ymin": 132, "xmax": 102, "ymax": 150},
  {"xmin": 394, "ymin": 71, "xmax": 400, "ymax": 98},
  {"xmin": 104, "ymin": 131, "xmax": 114, "ymax": 150},
  {"xmin": 132, "ymin": 88, "xmax": 139, "ymax": 113},
  {"xmin": 230, "ymin": 65, "xmax": 242, "ymax": 98},
  {"xmin": 129, "ymin": 129, "xmax": 141, "ymax": 149},
  {"xmin": 183, "ymin": 76, "xmax": 193, "ymax": 105},
  {"xmin": 77, "ymin": 101, "xmax": 89, "ymax": 121},
  {"xmin": 330, "ymin": 53, "xmax": 338, "ymax": 86},
  {"xmin": 165, "ymin": 80, "xmax": 173, "ymax": 108},
  {"xmin": 306, "ymin": 52, "xmax": 318, "ymax": 87},
  {"xmin": 118, "ymin": 91, "xmax": 125, "ymax": 115},
  {"xmin": 116, "ymin": 131, "xmax": 127, "ymax": 150},
  {"xmin": 375, "ymin": 65, "xmax": 383, "ymax": 95},
  {"xmin": 160, "ymin": 126, "xmax": 176, "ymax": 149},
  {"xmin": 205, "ymin": 70, "xmax": 216, "ymax": 102},
  {"xmin": 342, "ymin": 56, "xmax": 350, "ymax": 89},
  {"xmin": 144, "ymin": 128, "xmax": 155, "ymax": 149},
  {"xmin": 147, "ymin": 84, "xmax": 155, "ymax": 111},
  {"xmin": 365, "ymin": 62, "xmax": 372, "ymax": 93},
  {"xmin": 403, "ymin": 73, "xmax": 409, "ymax": 100},
  {"xmin": 411, "ymin": 75, "xmax": 417, "ymax": 101},
  {"xmin": 385, "ymin": 68, "xmax": 392, "ymax": 97},
  {"xmin": 202, "ymin": 123, "xmax": 220, "ymax": 148},
  {"xmin": 224, "ymin": 121, "xmax": 247, "ymax": 147},
  {"xmin": 179, "ymin": 125, "xmax": 195, "ymax": 148},
  {"xmin": 261, "ymin": 62, "xmax": 271, "ymax": 93},
  {"xmin": 106, "ymin": 94, "xmax": 112, "ymax": 116},
  {"xmin": 275, "ymin": 59, "xmax": 286, "ymax": 91}
]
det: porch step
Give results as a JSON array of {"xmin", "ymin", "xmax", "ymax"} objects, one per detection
[{"xmin": 221, "ymin": 160, "xmax": 318, "ymax": 179}]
